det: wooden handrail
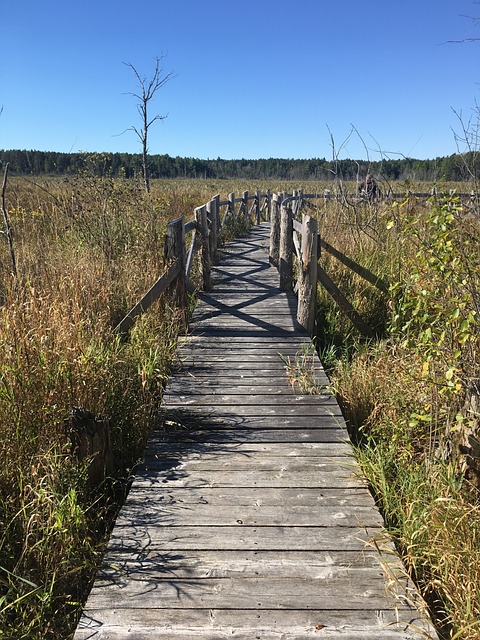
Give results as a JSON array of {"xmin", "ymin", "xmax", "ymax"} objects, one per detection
[
  {"xmin": 116, "ymin": 185, "xmax": 387, "ymax": 340},
  {"xmin": 115, "ymin": 190, "xmax": 271, "ymax": 336},
  {"xmin": 270, "ymin": 191, "xmax": 386, "ymax": 338}
]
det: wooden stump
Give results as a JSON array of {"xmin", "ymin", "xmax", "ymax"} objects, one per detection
[{"xmin": 65, "ymin": 407, "xmax": 113, "ymax": 488}]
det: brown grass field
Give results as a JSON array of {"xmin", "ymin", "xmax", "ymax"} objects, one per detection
[{"xmin": 0, "ymin": 172, "xmax": 478, "ymax": 639}]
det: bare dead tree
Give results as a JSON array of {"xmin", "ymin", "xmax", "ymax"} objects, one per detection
[
  {"xmin": 1, "ymin": 163, "xmax": 17, "ymax": 277},
  {"xmin": 123, "ymin": 56, "xmax": 173, "ymax": 193},
  {"xmin": 451, "ymin": 104, "xmax": 480, "ymax": 213}
]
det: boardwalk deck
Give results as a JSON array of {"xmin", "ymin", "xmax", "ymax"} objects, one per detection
[{"xmin": 75, "ymin": 223, "xmax": 437, "ymax": 639}]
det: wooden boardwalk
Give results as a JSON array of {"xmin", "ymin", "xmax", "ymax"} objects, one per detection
[{"xmin": 75, "ymin": 223, "xmax": 437, "ymax": 639}]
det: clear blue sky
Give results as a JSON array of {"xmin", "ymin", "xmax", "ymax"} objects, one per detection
[{"xmin": 1, "ymin": 0, "xmax": 479, "ymax": 160}]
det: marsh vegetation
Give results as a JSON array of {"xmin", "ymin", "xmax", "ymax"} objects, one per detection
[{"xmin": 0, "ymin": 169, "xmax": 478, "ymax": 638}]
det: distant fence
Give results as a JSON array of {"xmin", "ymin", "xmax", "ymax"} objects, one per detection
[{"xmin": 115, "ymin": 187, "xmax": 475, "ymax": 340}]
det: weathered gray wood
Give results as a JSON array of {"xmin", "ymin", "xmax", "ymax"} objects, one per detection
[
  {"xmin": 75, "ymin": 608, "xmax": 434, "ymax": 640},
  {"xmin": 165, "ymin": 216, "xmax": 187, "ymax": 325},
  {"xmin": 320, "ymin": 238, "xmax": 390, "ymax": 293},
  {"xmin": 132, "ymin": 468, "xmax": 360, "ymax": 490},
  {"xmin": 242, "ymin": 190, "xmax": 248, "ymax": 224},
  {"xmin": 207, "ymin": 195, "xmax": 219, "ymax": 264},
  {"xmin": 227, "ymin": 191, "xmax": 235, "ymax": 223},
  {"xmin": 279, "ymin": 201, "xmax": 293, "ymax": 290},
  {"xmin": 150, "ymin": 441, "xmax": 352, "ymax": 457},
  {"xmin": 78, "ymin": 574, "xmax": 405, "ymax": 610},
  {"xmin": 269, "ymin": 194, "xmax": 280, "ymax": 267},
  {"xmin": 101, "ymin": 524, "xmax": 381, "ymax": 552},
  {"xmin": 162, "ymin": 393, "xmax": 337, "ymax": 407},
  {"xmin": 154, "ymin": 426, "xmax": 349, "ymax": 443},
  {"xmin": 265, "ymin": 188, "xmax": 271, "ymax": 222},
  {"xmin": 114, "ymin": 259, "xmax": 181, "ymax": 334},
  {"xmin": 297, "ymin": 214, "xmax": 318, "ymax": 335},
  {"xmin": 195, "ymin": 204, "xmax": 212, "ymax": 291},
  {"xmin": 115, "ymin": 499, "xmax": 383, "ymax": 526},
  {"xmin": 97, "ymin": 548, "xmax": 394, "ymax": 574},
  {"xmin": 185, "ymin": 227, "xmax": 196, "ymax": 280},
  {"xmin": 123, "ymin": 486, "xmax": 374, "ymax": 506},
  {"xmin": 317, "ymin": 265, "xmax": 374, "ymax": 338}
]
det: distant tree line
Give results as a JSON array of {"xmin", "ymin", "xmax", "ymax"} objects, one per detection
[{"xmin": 0, "ymin": 149, "xmax": 477, "ymax": 182}]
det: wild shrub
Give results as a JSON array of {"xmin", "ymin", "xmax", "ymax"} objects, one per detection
[{"xmin": 320, "ymin": 191, "xmax": 480, "ymax": 638}]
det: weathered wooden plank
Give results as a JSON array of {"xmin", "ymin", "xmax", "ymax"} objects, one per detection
[
  {"xmin": 104, "ymin": 524, "xmax": 380, "ymax": 551},
  {"xmin": 140, "ymin": 454, "xmax": 355, "ymax": 472},
  {"xmin": 75, "ymin": 624, "xmax": 431, "ymax": 640},
  {"xmin": 177, "ymin": 345, "xmax": 314, "ymax": 355},
  {"xmin": 115, "ymin": 497, "xmax": 381, "ymax": 527},
  {"xmin": 75, "ymin": 605, "xmax": 434, "ymax": 640},
  {"xmin": 97, "ymin": 548, "xmax": 392, "ymax": 575},
  {"xmin": 76, "ymin": 574, "xmax": 403, "ymax": 611},
  {"xmin": 121, "ymin": 486, "xmax": 374, "ymax": 507},
  {"xmin": 131, "ymin": 468, "xmax": 361, "ymax": 490},
  {"xmin": 114, "ymin": 259, "xmax": 181, "ymax": 334},
  {"xmin": 165, "ymin": 382, "xmax": 317, "ymax": 395},
  {"xmin": 175, "ymin": 350, "xmax": 319, "ymax": 361},
  {"xmin": 158, "ymin": 420, "xmax": 347, "ymax": 437},
  {"xmin": 162, "ymin": 393, "xmax": 337, "ymax": 407},
  {"xmin": 75, "ymin": 602, "xmax": 428, "ymax": 628},
  {"xmin": 162, "ymin": 403, "xmax": 343, "ymax": 418},
  {"xmin": 155, "ymin": 428, "xmax": 349, "ymax": 444},
  {"xmin": 145, "ymin": 440, "xmax": 353, "ymax": 457}
]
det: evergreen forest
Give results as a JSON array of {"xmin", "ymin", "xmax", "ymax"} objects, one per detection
[{"xmin": 0, "ymin": 148, "xmax": 477, "ymax": 182}]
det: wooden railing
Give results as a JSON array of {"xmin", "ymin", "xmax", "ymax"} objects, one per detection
[
  {"xmin": 114, "ymin": 190, "xmax": 271, "ymax": 335},
  {"xmin": 114, "ymin": 186, "xmax": 393, "ymax": 340},
  {"xmin": 269, "ymin": 191, "xmax": 389, "ymax": 339}
]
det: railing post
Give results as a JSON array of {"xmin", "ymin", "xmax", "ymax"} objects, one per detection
[
  {"xmin": 279, "ymin": 199, "xmax": 293, "ymax": 291},
  {"xmin": 195, "ymin": 205, "xmax": 212, "ymax": 291},
  {"xmin": 256, "ymin": 189, "xmax": 261, "ymax": 224},
  {"xmin": 269, "ymin": 193, "xmax": 281, "ymax": 268},
  {"xmin": 243, "ymin": 190, "xmax": 249, "ymax": 224},
  {"xmin": 292, "ymin": 189, "xmax": 298, "ymax": 217},
  {"xmin": 228, "ymin": 192, "xmax": 235, "ymax": 223},
  {"xmin": 298, "ymin": 189, "xmax": 304, "ymax": 217},
  {"xmin": 297, "ymin": 214, "xmax": 318, "ymax": 335},
  {"xmin": 165, "ymin": 216, "xmax": 187, "ymax": 327},
  {"xmin": 207, "ymin": 195, "xmax": 219, "ymax": 264},
  {"xmin": 266, "ymin": 189, "xmax": 272, "ymax": 222}
]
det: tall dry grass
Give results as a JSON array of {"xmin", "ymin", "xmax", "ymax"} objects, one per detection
[{"xmin": 0, "ymin": 168, "xmax": 220, "ymax": 638}]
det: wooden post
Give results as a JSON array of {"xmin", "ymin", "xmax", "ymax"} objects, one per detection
[
  {"xmin": 256, "ymin": 189, "xmax": 261, "ymax": 224},
  {"xmin": 65, "ymin": 407, "xmax": 113, "ymax": 489},
  {"xmin": 298, "ymin": 189, "xmax": 304, "ymax": 217},
  {"xmin": 165, "ymin": 217, "xmax": 187, "ymax": 326},
  {"xmin": 297, "ymin": 214, "xmax": 318, "ymax": 335},
  {"xmin": 195, "ymin": 205, "xmax": 211, "ymax": 291},
  {"xmin": 279, "ymin": 200, "xmax": 293, "ymax": 290},
  {"xmin": 317, "ymin": 266, "xmax": 374, "ymax": 338},
  {"xmin": 243, "ymin": 191, "xmax": 249, "ymax": 224},
  {"xmin": 292, "ymin": 190, "xmax": 298, "ymax": 217},
  {"xmin": 269, "ymin": 193, "xmax": 281, "ymax": 268},
  {"xmin": 207, "ymin": 195, "xmax": 219, "ymax": 264},
  {"xmin": 228, "ymin": 192, "xmax": 235, "ymax": 223},
  {"xmin": 266, "ymin": 189, "xmax": 272, "ymax": 222}
]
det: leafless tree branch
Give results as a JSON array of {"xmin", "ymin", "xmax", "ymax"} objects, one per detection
[{"xmin": 122, "ymin": 55, "xmax": 174, "ymax": 193}]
